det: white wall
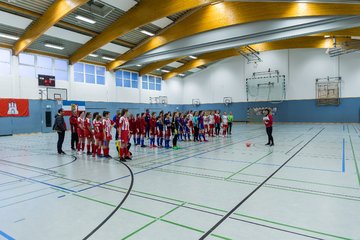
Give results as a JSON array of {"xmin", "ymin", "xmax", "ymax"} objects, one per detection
[
  {"xmin": 0, "ymin": 51, "xmax": 183, "ymax": 104},
  {"xmin": 180, "ymin": 48, "xmax": 360, "ymax": 103},
  {"xmin": 3, "ymin": 48, "xmax": 360, "ymax": 105}
]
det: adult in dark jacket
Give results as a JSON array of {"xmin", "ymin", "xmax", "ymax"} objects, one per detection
[
  {"xmin": 54, "ymin": 108, "xmax": 66, "ymax": 154},
  {"xmin": 145, "ymin": 109, "xmax": 150, "ymax": 138}
]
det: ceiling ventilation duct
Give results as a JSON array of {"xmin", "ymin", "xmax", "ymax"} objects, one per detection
[{"xmin": 78, "ymin": 0, "xmax": 114, "ymax": 18}]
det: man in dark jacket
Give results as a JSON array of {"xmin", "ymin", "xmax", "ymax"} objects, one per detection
[
  {"xmin": 54, "ymin": 108, "xmax": 66, "ymax": 154},
  {"xmin": 145, "ymin": 109, "xmax": 150, "ymax": 138}
]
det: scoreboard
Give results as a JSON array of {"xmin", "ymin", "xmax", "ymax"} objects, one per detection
[{"xmin": 38, "ymin": 74, "xmax": 55, "ymax": 87}]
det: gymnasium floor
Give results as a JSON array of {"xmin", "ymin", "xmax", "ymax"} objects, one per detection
[{"xmin": 1, "ymin": 123, "xmax": 360, "ymax": 240}]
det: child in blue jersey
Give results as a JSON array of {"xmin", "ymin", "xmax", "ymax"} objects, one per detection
[
  {"xmin": 184, "ymin": 115, "xmax": 191, "ymax": 141},
  {"xmin": 178, "ymin": 113, "xmax": 185, "ymax": 141},
  {"xmin": 156, "ymin": 116, "xmax": 164, "ymax": 148},
  {"xmin": 164, "ymin": 113, "xmax": 172, "ymax": 149},
  {"xmin": 198, "ymin": 111, "xmax": 208, "ymax": 142},
  {"xmin": 172, "ymin": 112, "xmax": 180, "ymax": 150},
  {"xmin": 193, "ymin": 111, "xmax": 199, "ymax": 142}
]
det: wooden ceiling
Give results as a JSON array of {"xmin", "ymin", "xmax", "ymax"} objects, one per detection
[{"xmin": 0, "ymin": 0, "xmax": 360, "ymax": 79}]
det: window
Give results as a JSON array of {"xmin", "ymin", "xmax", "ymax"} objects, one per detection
[
  {"xmin": 37, "ymin": 55, "xmax": 53, "ymax": 76},
  {"xmin": 85, "ymin": 64, "xmax": 95, "ymax": 84},
  {"xmin": 19, "ymin": 53, "xmax": 35, "ymax": 77},
  {"xmin": 54, "ymin": 59, "xmax": 68, "ymax": 81},
  {"xmin": 96, "ymin": 66, "xmax": 105, "ymax": 85},
  {"xmin": 142, "ymin": 75, "xmax": 162, "ymax": 91},
  {"xmin": 115, "ymin": 70, "xmax": 123, "ymax": 87},
  {"xmin": 155, "ymin": 77, "xmax": 161, "ymax": 91},
  {"xmin": 142, "ymin": 75, "xmax": 148, "ymax": 90},
  {"xmin": 73, "ymin": 63, "xmax": 105, "ymax": 85},
  {"xmin": 18, "ymin": 53, "xmax": 68, "ymax": 80},
  {"xmin": 115, "ymin": 70, "xmax": 138, "ymax": 88},
  {"xmin": 149, "ymin": 76, "xmax": 155, "ymax": 90},
  {"xmin": 0, "ymin": 48, "xmax": 11, "ymax": 75},
  {"xmin": 74, "ymin": 63, "xmax": 84, "ymax": 82}
]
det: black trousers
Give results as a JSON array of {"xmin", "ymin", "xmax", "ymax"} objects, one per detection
[
  {"xmin": 266, "ymin": 127, "xmax": 274, "ymax": 144},
  {"xmin": 146, "ymin": 126, "xmax": 150, "ymax": 138},
  {"xmin": 227, "ymin": 122, "xmax": 233, "ymax": 134},
  {"xmin": 173, "ymin": 134, "xmax": 178, "ymax": 147},
  {"xmin": 115, "ymin": 129, "xmax": 119, "ymax": 140},
  {"xmin": 71, "ymin": 132, "xmax": 78, "ymax": 149},
  {"xmin": 194, "ymin": 126, "xmax": 199, "ymax": 141},
  {"xmin": 57, "ymin": 131, "xmax": 65, "ymax": 154},
  {"xmin": 215, "ymin": 123, "xmax": 220, "ymax": 135}
]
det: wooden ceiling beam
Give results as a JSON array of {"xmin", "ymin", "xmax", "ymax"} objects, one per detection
[
  {"xmin": 13, "ymin": 0, "xmax": 89, "ymax": 55},
  {"xmin": 163, "ymin": 36, "xmax": 349, "ymax": 80},
  {"xmin": 108, "ymin": 1, "xmax": 360, "ymax": 71},
  {"xmin": 139, "ymin": 57, "xmax": 184, "ymax": 76},
  {"xmin": 69, "ymin": 0, "xmax": 217, "ymax": 64}
]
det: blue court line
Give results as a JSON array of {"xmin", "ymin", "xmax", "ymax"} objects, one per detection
[
  {"xmin": 196, "ymin": 156, "xmax": 342, "ymax": 173},
  {"xmin": 77, "ymin": 135, "xmax": 262, "ymax": 192},
  {"xmin": 0, "ymin": 230, "xmax": 15, "ymax": 240},
  {"xmin": 342, "ymin": 138, "xmax": 346, "ymax": 173},
  {"xmin": 0, "ymin": 170, "xmax": 75, "ymax": 193}
]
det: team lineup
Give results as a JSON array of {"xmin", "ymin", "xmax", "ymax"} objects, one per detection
[{"xmin": 53, "ymin": 108, "xmax": 274, "ymax": 162}]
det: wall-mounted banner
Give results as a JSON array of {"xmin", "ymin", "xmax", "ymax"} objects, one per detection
[
  {"xmin": 62, "ymin": 100, "xmax": 85, "ymax": 116},
  {"xmin": 0, "ymin": 99, "xmax": 29, "ymax": 117}
]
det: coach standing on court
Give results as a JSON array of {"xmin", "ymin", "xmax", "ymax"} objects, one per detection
[
  {"xmin": 263, "ymin": 109, "xmax": 274, "ymax": 146},
  {"xmin": 54, "ymin": 108, "xmax": 66, "ymax": 154}
]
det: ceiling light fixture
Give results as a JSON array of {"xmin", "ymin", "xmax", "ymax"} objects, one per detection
[
  {"xmin": 179, "ymin": 74, "xmax": 185, "ymax": 77},
  {"xmin": 44, "ymin": 43, "xmax": 64, "ymax": 50},
  {"xmin": 189, "ymin": 55, "xmax": 197, "ymax": 59},
  {"xmin": 140, "ymin": 30, "xmax": 155, "ymax": 36},
  {"xmin": 324, "ymin": 35, "xmax": 331, "ymax": 38},
  {"xmin": 102, "ymin": 56, "xmax": 115, "ymax": 61},
  {"xmin": 161, "ymin": 69, "xmax": 170, "ymax": 73},
  {"xmin": 136, "ymin": 64, "xmax": 142, "ymax": 67},
  {"xmin": 89, "ymin": 53, "xmax": 98, "ymax": 57},
  {"xmin": 75, "ymin": 15, "xmax": 96, "ymax": 24},
  {"xmin": 0, "ymin": 33, "xmax": 19, "ymax": 40}
]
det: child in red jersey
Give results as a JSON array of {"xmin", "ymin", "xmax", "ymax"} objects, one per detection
[
  {"xmin": 209, "ymin": 111, "xmax": 215, "ymax": 137},
  {"xmin": 204, "ymin": 112, "xmax": 209, "ymax": 137},
  {"xmin": 77, "ymin": 111, "xmax": 85, "ymax": 154},
  {"xmin": 119, "ymin": 109, "xmax": 131, "ymax": 161},
  {"xmin": 221, "ymin": 111, "xmax": 228, "ymax": 137},
  {"xmin": 84, "ymin": 112, "xmax": 95, "ymax": 155},
  {"xmin": 135, "ymin": 113, "xmax": 141, "ymax": 145},
  {"xmin": 103, "ymin": 111, "xmax": 114, "ymax": 158},
  {"xmin": 149, "ymin": 112, "xmax": 157, "ymax": 148},
  {"xmin": 129, "ymin": 113, "xmax": 136, "ymax": 145},
  {"xmin": 92, "ymin": 114, "xmax": 105, "ymax": 157},
  {"xmin": 140, "ymin": 112, "xmax": 147, "ymax": 147}
]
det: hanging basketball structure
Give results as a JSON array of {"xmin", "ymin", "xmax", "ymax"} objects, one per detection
[
  {"xmin": 315, "ymin": 76, "xmax": 341, "ymax": 106},
  {"xmin": 246, "ymin": 69, "xmax": 286, "ymax": 103}
]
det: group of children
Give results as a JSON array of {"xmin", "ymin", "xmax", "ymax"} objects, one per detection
[{"xmin": 69, "ymin": 109, "xmax": 234, "ymax": 162}]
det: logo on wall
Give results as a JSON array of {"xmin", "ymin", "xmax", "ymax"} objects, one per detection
[
  {"xmin": 0, "ymin": 99, "xmax": 29, "ymax": 117},
  {"xmin": 7, "ymin": 102, "xmax": 19, "ymax": 115}
]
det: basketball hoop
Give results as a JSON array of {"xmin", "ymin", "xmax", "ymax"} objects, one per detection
[{"xmin": 55, "ymin": 97, "xmax": 63, "ymax": 106}]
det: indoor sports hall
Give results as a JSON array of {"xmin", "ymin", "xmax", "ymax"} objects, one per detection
[{"xmin": 1, "ymin": 1, "xmax": 360, "ymax": 240}]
